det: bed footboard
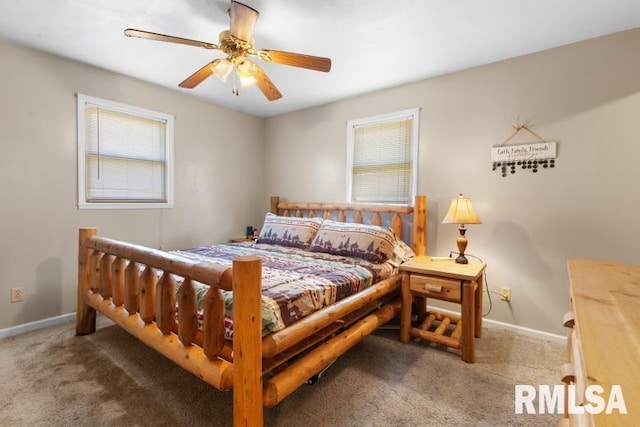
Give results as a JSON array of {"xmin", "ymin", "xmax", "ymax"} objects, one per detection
[{"xmin": 76, "ymin": 228, "xmax": 265, "ymax": 426}]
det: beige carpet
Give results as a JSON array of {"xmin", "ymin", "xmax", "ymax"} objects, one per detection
[{"xmin": 0, "ymin": 315, "xmax": 564, "ymax": 426}]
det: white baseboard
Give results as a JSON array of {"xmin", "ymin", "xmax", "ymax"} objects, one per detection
[
  {"xmin": 0, "ymin": 312, "xmax": 76, "ymax": 339},
  {"xmin": 428, "ymin": 306, "xmax": 567, "ymax": 344}
]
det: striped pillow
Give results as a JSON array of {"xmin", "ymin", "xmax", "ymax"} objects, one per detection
[{"xmin": 308, "ymin": 220, "xmax": 398, "ymax": 263}]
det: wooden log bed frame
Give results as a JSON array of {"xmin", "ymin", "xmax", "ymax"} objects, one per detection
[{"xmin": 76, "ymin": 195, "xmax": 427, "ymax": 426}]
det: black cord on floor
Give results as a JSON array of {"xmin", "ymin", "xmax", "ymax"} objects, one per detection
[{"xmin": 449, "ymin": 251, "xmax": 493, "ymax": 317}]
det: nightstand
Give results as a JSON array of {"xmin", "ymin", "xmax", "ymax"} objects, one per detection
[{"xmin": 399, "ymin": 256, "xmax": 486, "ymax": 363}]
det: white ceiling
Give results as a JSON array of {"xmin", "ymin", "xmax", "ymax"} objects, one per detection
[{"xmin": 1, "ymin": 1, "xmax": 640, "ymax": 118}]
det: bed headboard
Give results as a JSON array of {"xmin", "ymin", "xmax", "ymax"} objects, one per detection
[{"xmin": 269, "ymin": 195, "xmax": 426, "ymax": 256}]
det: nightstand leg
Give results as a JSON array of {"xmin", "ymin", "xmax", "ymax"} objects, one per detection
[
  {"xmin": 475, "ymin": 276, "xmax": 483, "ymax": 338},
  {"xmin": 415, "ymin": 296, "xmax": 427, "ymax": 320},
  {"xmin": 400, "ymin": 272, "xmax": 411, "ymax": 343},
  {"xmin": 461, "ymin": 280, "xmax": 476, "ymax": 363}
]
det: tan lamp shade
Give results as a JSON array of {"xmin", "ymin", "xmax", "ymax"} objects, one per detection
[{"xmin": 442, "ymin": 194, "xmax": 481, "ymax": 225}]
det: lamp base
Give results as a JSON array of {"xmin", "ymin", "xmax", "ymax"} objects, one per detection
[
  {"xmin": 456, "ymin": 227, "xmax": 469, "ymax": 264},
  {"xmin": 455, "ymin": 254, "xmax": 469, "ymax": 264}
]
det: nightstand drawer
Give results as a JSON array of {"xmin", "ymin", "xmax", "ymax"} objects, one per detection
[{"xmin": 409, "ymin": 275, "xmax": 461, "ymax": 302}]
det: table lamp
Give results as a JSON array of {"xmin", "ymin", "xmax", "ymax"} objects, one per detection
[{"xmin": 442, "ymin": 194, "xmax": 481, "ymax": 264}]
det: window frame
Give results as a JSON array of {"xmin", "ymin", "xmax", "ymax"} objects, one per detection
[
  {"xmin": 77, "ymin": 93, "xmax": 175, "ymax": 209},
  {"xmin": 345, "ymin": 107, "xmax": 420, "ymax": 205}
]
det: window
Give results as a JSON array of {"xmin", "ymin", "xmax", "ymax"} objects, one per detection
[
  {"xmin": 77, "ymin": 94, "xmax": 174, "ymax": 209},
  {"xmin": 346, "ymin": 108, "xmax": 419, "ymax": 204}
]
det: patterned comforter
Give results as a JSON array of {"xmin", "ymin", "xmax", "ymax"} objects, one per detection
[{"xmin": 172, "ymin": 242, "xmax": 398, "ymax": 338}]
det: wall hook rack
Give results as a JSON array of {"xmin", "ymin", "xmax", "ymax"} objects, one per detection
[{"xmin": 491, "ymin": 123, "xmax": 557, "ymax": 177}]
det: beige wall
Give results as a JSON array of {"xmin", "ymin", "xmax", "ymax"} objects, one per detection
[
  {"xmin": 266, "ymin": 28, "xmax": 640, "ymax": 335},
  {"xmin": 0, "ymin": 40, "xmax": 265, "ymax": 329},
  {"xmin": 4, "ymin": 28, "xmax": 640, "ymax": 336}
]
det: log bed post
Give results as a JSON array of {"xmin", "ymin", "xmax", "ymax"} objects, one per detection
[
  {"xmin": 232, "ymin": 256, "xmax": 263, "ymax": 427},
  {"xmin": 270, "ymin": 196, "xmax": 279, "ymax": 215},
  {"xmin": 413, "ymin": 195, "xmax": 427, "ymax": 256},
  {"xmin": 76, "ymin": 228, "xmax": 97, "ymax": 335}
]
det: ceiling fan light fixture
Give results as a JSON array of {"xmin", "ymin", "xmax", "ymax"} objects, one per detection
[
  {"xmin": 213, "ymin": 59, "xmax": 233, "ymax": 83},
  {"xmin": 238, "ymin": 72, "xmax": 257, "ymax": 87},
  {"xmin": 236, "ymin": 58, "xmax": 257, "ymax": 87}
]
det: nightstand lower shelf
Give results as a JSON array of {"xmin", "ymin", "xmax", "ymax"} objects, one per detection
[{"xmin": 409, "ymin": 310, "xmax": 463, "ymax": 350}]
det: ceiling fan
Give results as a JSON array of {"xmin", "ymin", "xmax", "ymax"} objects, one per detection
[{"xmin": 124, "ymin": 1, "xmax": 331, "ymax": 101}]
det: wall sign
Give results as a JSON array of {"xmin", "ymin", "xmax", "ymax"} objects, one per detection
[
  {"xmin": 492, "ymin": 125, "xmax": 558, "ymax": 177},
  {"xmin": 491, "ymin": 141, "xmax": 556, "ymax": 162}
]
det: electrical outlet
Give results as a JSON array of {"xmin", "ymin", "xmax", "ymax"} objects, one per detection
[
  {"xmin": 500, "ymin": 287, "xmax": 511, "ymax": 302},
  {"xmin": 11, "ymin": 287, "xmax": 24, "ymax": 302}
]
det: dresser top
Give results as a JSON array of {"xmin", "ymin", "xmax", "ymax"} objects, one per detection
[{"xmin": 568, "ymin": 258, "xmax": 640, "ymax": 424}]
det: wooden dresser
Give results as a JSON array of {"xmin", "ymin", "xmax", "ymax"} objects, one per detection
[{"xmin": 561, "ymin": 259, "xmax": 640, "ymax": 426}]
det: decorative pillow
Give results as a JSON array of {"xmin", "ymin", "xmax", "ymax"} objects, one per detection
[
  {"xmin": 308, "ymin": 219, "xmax": 399, "ymax": 263},
  {"xmin": 389, "ymin": 239, "xmax": 415, "ymax": 267},
  {"xmin": 256, "ymin": 213, "xmax": 323, "ymax": 249}
]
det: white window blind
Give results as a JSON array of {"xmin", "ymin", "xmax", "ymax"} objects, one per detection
[
  {"xmin": 77, "ymin": 94, "xmax": 174, "ymax": 209},
  {"xmin": 347, "ymin": 108, "xmax": 419, "ymax": 204}
]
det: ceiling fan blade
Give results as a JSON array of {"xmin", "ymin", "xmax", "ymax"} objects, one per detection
[
  {"xmin": 258, "ymin": 49, "xmax": 331, "ymax": 72},
  {"xmin": 124, "ymin": 28, "xmax": 218, "ymax": 50},
  {"xmin": 179, "ymin": 60, "xmax": 219, "ymax": 88},
  {"xmin": 229, "ymin": 1, "xmax": 259, "ymax": 42},
  {"xmin": 251, "ymin": 63, "xmax": 282, "ymax": 101}
]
